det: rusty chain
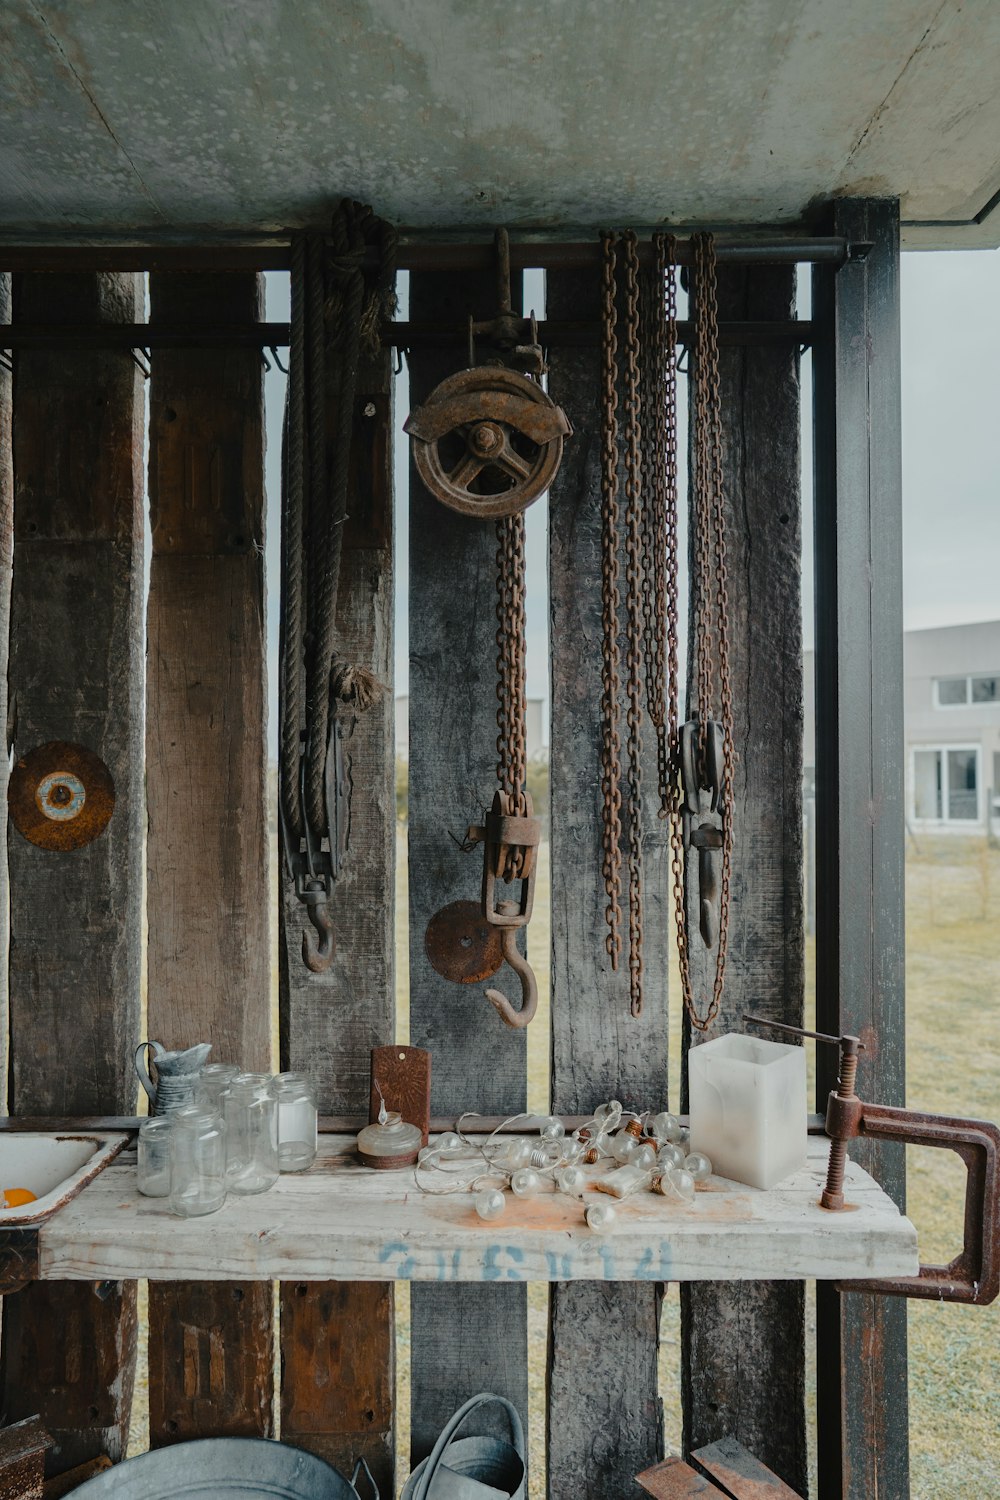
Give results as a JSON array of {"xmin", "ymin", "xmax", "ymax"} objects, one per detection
[
  {"xmin": 599, "ymin": 232, "xmax": 624, "ymax": 971},
  {"xmin": 621, "ymin": 232, "xmax": 645, "ymax": 1016},
  {"xmin": 676, "ymin": 231, "xmax": 734, "ymax": 1033},
  {"xmin": 494, "ymin": 509, "xmax": 529, "ymax": 881}
]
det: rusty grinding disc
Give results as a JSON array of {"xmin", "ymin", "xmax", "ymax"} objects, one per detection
[
  {"xmin": 8, "ymin": 741, "xmax": 115, "ymax": 851},
  {"xmin": 425, "ymin": 899, "xmax": 504, "ymax": 984}
]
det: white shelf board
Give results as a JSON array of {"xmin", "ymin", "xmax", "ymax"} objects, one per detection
[{"xmin": 38, "ymin": 1135, "xmax": 918, "ymax": 1285}]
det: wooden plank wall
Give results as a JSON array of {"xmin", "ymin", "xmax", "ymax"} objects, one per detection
[
  {"xmin": 407, "ymin": 269, "xmax": 529, "ymax": 1459},
  {"xmin": 278, "ymin": 320, "xmax": 396, "ymax": 1492},
  {"xmin": 546, "ymin": 267, "xmax": 670, "ymax": 1498},
  {"xmin": 145, "ymin": 272, "xmax": 274, "ymax": 1443},
  {"xmin": 1, "ymin": 272, "xmax": 144, "ymax": 1472},
  {"xmin": 679, "ymin": 265, "xmax": 807, "ymax": 1494},
  {"xmin": 813, "ymin": 199, "xmax": 908, "ymax": 1500},
  {"xmin": 0, "ymin": 274, "xmax": 10, "ymax": 1085}
]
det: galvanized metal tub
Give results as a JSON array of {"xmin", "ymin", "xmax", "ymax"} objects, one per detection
[{"xmin": 66, "ymin": 1437, "xmax": 378, "ymax": 1498}]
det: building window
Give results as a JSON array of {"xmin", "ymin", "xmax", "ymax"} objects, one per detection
[
  {"xmin": 934, "ymin": 674, "xmax": 1000, "ymax": 707},
  {"xmin": 912, "ymin": 746, "xmax": 980, "ymax": 823}
]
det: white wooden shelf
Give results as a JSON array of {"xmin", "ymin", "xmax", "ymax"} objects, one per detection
[{"xmin": 38, "ymin": 1134, "xmax": 918, "ymax": 1284}]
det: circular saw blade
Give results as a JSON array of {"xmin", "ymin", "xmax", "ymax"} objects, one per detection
[
  {"xmin": 424, "ymin": 899, "xmax": 504, "ymax": 984},
  {"xmin": 9, "ymin": 741, "xmax": 115, "ymax": 851}
]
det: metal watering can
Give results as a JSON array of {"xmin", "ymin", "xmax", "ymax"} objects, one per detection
[
  {"xmin": 134, "ymin": 1040, "xmax": 212, "ymax": 1116},
  {"xmin": 66, "ymin": 1436, "xmax": 379, "ymax": 1498},
  {"xmin": 403, "ymin": 1394, "xmax": 526, "ymax": 1500}
]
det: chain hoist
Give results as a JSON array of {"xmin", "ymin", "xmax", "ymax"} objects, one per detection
[
  {"xmin": 415, "ymin": 230, "xmax": 569, "ymax": 1029},
  {"xmin": 599, "ymin": 230, "xmax": 734, "ymax": 1029}
]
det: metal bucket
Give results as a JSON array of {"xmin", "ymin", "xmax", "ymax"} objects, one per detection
[
  {"xmin": 66, "ymin": 1437, "xmax": 378, "ymax": 1499},
  {"xmin": 402, "ymin": 1394, "xmax": 526, "ymax": 1500}
]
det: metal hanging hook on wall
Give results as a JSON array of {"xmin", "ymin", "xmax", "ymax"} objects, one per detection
[
  {"xmin": 300, "ymin": 878, "xmax": 335, "ymax": 973},
  {"xmin": 484, "ymin": 903, "xmax": 538, "ymax": 1029}
]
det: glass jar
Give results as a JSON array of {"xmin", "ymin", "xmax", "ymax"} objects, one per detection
[
  {"xmin": 137, "ymin": 1116, "xmax": 173, "ymax": 1197},
  {"xmin": 168, "ymin": 1106, "xmax": 227, "ymax": 1217},
  {"xmin": 196, "ymin": 1062, "xmax": 240, "ymax": 1111},
  {"xmin": 357, "ymin": 1111, "xmax": 423, "ymax": 1169},
  {"xmin": 269, "ymin": 1073, "xmax": 318, "ymax": 1172},
  {"xmin": 224, "ymin": 1074, "xmax": 279, "ymax": 1194}
]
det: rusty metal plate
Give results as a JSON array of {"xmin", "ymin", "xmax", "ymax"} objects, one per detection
[
  {"xmin": 8, "ymin": 741, "xmax": 115, "ymax": 851},
  {"xmin": 636, "ymin": 1456, "xmax": 727, "ymax": 1497},
  {"xmin": 690, "ymin": 1437, "xmax": 805, "ymax": 1498},
  {"xmin": 425, "ymin": 899, "xmax": 504, "ymax": 983},
  {"xmin": 369, "ymin": 1044, "xmax": 431, "ymax": 1146}
]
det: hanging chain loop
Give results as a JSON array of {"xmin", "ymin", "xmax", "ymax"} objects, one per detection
[{"xmin": 599, "ymin": 232, "xmax": 624, "ymax": 972}]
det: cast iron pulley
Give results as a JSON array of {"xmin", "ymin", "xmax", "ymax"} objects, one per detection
[{"xmin": 405, "ymin": 366, "xmax": 571, "ymax": 518}]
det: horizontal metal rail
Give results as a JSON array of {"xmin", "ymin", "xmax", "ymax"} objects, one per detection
[
  {"xmin": 0, "ymin": 234, "xmax": 868, "ymax": 274},
  {"xmin": 0, "ymin": 318, "xmax": 816, "ymax": 351}
]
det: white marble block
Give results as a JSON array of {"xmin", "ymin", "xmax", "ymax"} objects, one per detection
[{"xmin": 689, "ymin": 1033, "xmax": 807, "ymax": 1190}]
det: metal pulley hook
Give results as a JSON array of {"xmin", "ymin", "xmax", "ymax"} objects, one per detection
[
  {"xmin": 299, "ymin": 877, "xmax": 335, "ymax": 973},
  {"xmin": 484, "ymin": 902, "xmax": 538, "ymax": 1029}
]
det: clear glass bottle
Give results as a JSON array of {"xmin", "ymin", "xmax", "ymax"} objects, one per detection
[
  {"xmin": 270, "ymin": 1072, "xmax": 318, "ymax": 1172},
  {"xmin": 196, "ymin": 1062, "xmax": 240, "ymax": 1111},
  {"xmin": 168, "ymin": 1106, "xmax": 227, "ymax": 1217},
  {"xmin": 224, "ymin": 1074, "xmax": 279, "ymax": 1194},
  {"xmin": 138, "ymin": 1116, "xmax": 173, "ymax": 1197}
]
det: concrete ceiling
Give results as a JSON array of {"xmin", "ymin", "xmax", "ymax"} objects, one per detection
[{"xmin": 2, "ymin": 0, "xmax": 999, "ymax": 249}]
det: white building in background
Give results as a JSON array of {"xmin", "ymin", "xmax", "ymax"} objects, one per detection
[
  {"xmin": 394, "ymin": 696, "xmax": 547, "ymax": 763},
  {"xmin": 804, "ymin": 620, "xmax": 1000, "ymax": 835}
]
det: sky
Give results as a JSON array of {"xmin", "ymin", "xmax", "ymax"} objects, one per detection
[{"xmin": 262, "ymin": 248, "xmax": 1000, "ymax": 752}]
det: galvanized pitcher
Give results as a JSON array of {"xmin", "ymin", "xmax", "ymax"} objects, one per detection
[
  {"xmin": 402, "ymin": 1393, "xmax": 526, "ymax": 1500},
  {"xmin": 134, "ymin": 1040, "xmax": 212, "ymax": 1117}
]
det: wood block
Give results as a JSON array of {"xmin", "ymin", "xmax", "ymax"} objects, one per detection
[
  {"xmin": 637, "ymin": 1456, "xmax": 727, "ymax": 1497},
  {"xmin": 691, "ymin": 1435, "xmax": 805, "ymax": 1498},
  {"xmin": 147, "ymin": 1282, "xmax": 273, "ymax": 1443},
  {"xmin": 0, "ymin": 1415, "xmax": 52, "ymax": 1500}
]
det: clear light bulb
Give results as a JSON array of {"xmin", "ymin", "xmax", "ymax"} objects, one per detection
[
  {"xmin": 561, "ymin": 1139, "xmax": 585, "ymax": 1166},
  {"xmin": 633, "ymin": 1143, "xmax": 657, "ymax": 1171},
  {"xmin": 437, "ymin": 1131, "xmax": 462, "ymax": 1153},
  {"xmin": 586, "ymin": 1201, "xmax": 617, "ymax": 1233},
  {"xmin": 657, "ymin": 1143, "xmax": 685, "ymax": 1171},
  {"xmin": 685, "ymin": 1152, "xmax": 712, "ymax": 1182},
  {"xmin": 500, "ymin": 1139, "xmax": 533, "ymax": 1170},
  {"xmin": 650, "ymin": 1111, "xmax": 682, "ymax": 1145},
  {"xmin": 539, "ymin": 1117, "xmax": 565, "ymax": 1140},
  {"xmin": 595, "ymin": 1100, "xmax": 623, "ymax": 1126},
  {"xmin": 474, "ymin": 1188, "xmax": 506, "ymax": 1221},
  {"xmin": 556, "ymin": 1166, "xmax": 586, "ymax": 1197},
  {"xmin": 511, "ymin": 1167, "xmax": 542, "ymax": 1197},
  {"xmin": 659, "ymin": 1166, "xmax": 696, "ymax": 1204},
  {"xmin": 417, "ymin": 1145, "xmax": 437, "ymax": 1164},
  {"xmin": 612, "ymin": 1131, "xmax": 638, "ymax": 1163},
  {"xmin": 677, "ymin": 1126, "xmax": 690, "ymax": 1149}
]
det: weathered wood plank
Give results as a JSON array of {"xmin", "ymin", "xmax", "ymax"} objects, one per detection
[
  {"xmin": 407, "ymin": 268, "xmax": 528, "ymax": 1460},
  {"xmin": 812, "ymin": 199, "xmax": 909, "ymax": 1500},
  {"xmin": 1, "ymin": 271, "xmax": 144, "ymax": 1473},
  {"xmin": 40, "ymin": 1138, "xmax": 917, "ymax": 1283},
  {"xmin": 546, "ymin": 265, "xmax": 673, "ymax": 1499},
  {"xmin": 278, "ymin": 325, "xmax": 395, "ymax": 1494},
  {"xmin": 680, "ymin": 265, "xmax": 807, "ymax": 1496},
  {"xmin": 0, "ymin": 274, "xmax": 10, "ymax": 1098},
  {"xmin": 145, "ymin": 271, "xmax": 273, "ymax": 1445}
]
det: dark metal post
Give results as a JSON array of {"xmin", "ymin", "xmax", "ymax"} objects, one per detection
[{"xmin": 812, "ymin": 199, "xmax": 909, "ymax": 1500}]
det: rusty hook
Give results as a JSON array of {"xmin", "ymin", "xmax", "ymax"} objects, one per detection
[
  {"xmin": 484, "ymin": 901, "xmax": 538, "ymax": 1028},
  {"xmin": 300, "ymin": 880, "xmax": 335, "ymax": 973}
]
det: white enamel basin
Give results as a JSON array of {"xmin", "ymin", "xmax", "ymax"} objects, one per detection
[{"xmin": 0, "ymin": 1133, "xmax": 128, "ymax": 1225}]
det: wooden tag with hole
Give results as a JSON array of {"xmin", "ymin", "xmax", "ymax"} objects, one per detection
[{"xmin": 369, "ymin": 1045, "xmax": 431, "ymax": 1145}]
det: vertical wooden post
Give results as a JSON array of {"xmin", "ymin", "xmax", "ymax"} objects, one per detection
[
  {"xmin": 813, "ymin": 200, "xmax": 908, "ymax": 1500},
  {"xmin": 145, "ymin": 272, "xmax": 273, "ymax": 1443},
  {"xmin": 278, "ymin": 331, "xmax": 396, "ymax": 1494},
  {"xmin": 680, "ymin": 264, "xmax": 807, "ymax": 1494},
  {"xmin": 546, "ymin": 267, "xmax": 670, "ymax": 1498},
  {"xmin": 407, "ymin": 269, "xmax": 528, "ymax": 1460},
  {"xmin": 0, "ymin": 274, "xmax": 11, "ymax": 1085},
  {"xmin": 2, "ymin": 272, "xmax": 144, "ymax": 1472}
]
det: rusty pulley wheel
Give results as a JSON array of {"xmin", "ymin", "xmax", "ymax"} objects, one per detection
[
  {"xmin": 425, "ymin": 899, "xmax": 504, "ymax": 984},
  {"xmin": 8, "ymin": 741, "xmax": 115, "ymax": 851},
  {"xmin": 405, "ymin": 367, "xmax": 571, "ymax": 518}
]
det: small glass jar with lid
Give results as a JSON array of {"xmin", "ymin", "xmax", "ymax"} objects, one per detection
[
  {"xmin": 168, "ymin": 1106, "xmax": 227, "ymax": 1217},
  {"xmin": 137, "ymin": 1116, "xmax": 173, "ymax": 1197},
  {"xmin": 269, "ymin": 1072, "xmax": 318, "ymax": 1172},
  {"xmin": 224, "ymin": 1073, "xmax": 279, "ymax": 1194},
  {"xmin": 196, "ymin": 1062, "xmax": 240, "ymax": 1111},
  {"xmin": 357, "ymin": 1111, "xmax": 423, "ymax": 1169}
]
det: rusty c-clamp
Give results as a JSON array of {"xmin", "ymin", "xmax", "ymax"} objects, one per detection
[
  {"xmin": 746, "ymin": 1015, "xmax": 1000, "ymax": 1305},
  {"xmin": 681, "ymin": 719, "xmax": 725, "ymax": 947},
  {"xmin": 465, "ymin": 791, "xmax": 541, "ymax": 1027}
]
